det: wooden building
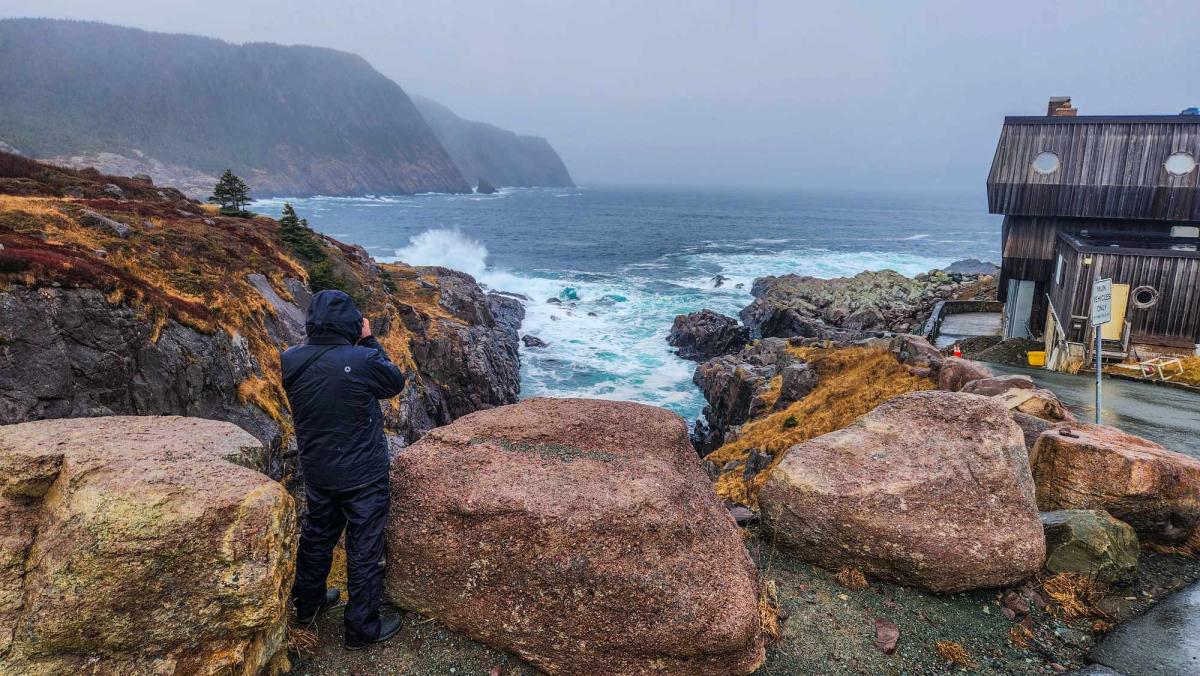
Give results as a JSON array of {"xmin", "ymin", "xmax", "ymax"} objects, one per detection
[{"xmin": 986, "ymin": 98, "xmax": 1200, "ymax": 367}]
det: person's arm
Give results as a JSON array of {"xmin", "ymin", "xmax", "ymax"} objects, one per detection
[{"xmin": 357, "ymin": 318, "xmax": 406, "ymax": 398}]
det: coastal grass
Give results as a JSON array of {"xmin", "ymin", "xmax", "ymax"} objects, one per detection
[{"xmin": 708, "ymin": 345, "xmax": 934, "ymax": 506}]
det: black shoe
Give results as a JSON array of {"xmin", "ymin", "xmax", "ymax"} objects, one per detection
[
  {"xmin": 345, "ymin": 614, "xmax": 403, "ymax": 651},
  {"xmin": 296, "ymin": 588, "xmax": 341, "ymax": 624}
]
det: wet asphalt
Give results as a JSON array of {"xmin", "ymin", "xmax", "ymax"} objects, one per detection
[{"xmin": 987, "ymin": 363, "xmax": 1200, "ymax": 458}]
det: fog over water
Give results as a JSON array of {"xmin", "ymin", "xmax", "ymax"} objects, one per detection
[{"xmin": 4, "ymin": 1, "xmax": 1198, "ymax": 191}]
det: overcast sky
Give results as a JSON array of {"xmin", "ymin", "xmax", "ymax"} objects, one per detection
[{"xmin": 4, "ymin": 1, "xmax": 1197, "ymax": 191}]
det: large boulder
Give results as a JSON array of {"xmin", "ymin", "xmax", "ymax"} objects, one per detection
[
  {"xmin": 961, "ymin": 374, "xmax": 1035, "ymax": 398},
  {"xmin": 385, "ymin": 398, "xmax": 766, "ymax": 675},
  {"xmin": 0, "ymin": 416, "xmax": 295, "ymax": 674},
  {"xmin": 937, "ymin": 357, "xmax": 993, "ymax": 391},
  {"xmin": 759, "ymin": 391, "xmax": 1045, "ymax": 592},
  {"xmin": 774, "ymin": 363, "xmax": 819, "ymax": 410},
  {"xmin": 1030, "ymin": 424, "xmax": 1200, "ymax": 548},
  {"xmin": 890, "ymin": 333, "xmax": 945, "ymax": 373},
  {"xmin": 1041, "ymin": 510, "xmax": 1139, "ymax": 584},
  {"xmin": 995, "ymin": 387, "xmax": 1073, "ymax": 422},
  {"xmin": 667, "ymin": 309, "xmax": 750, "ymax": 362}
]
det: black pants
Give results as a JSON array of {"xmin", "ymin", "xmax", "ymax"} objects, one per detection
[{"xmin": 292, "ymin": 474, "xmax": 390, "ymax": 644}]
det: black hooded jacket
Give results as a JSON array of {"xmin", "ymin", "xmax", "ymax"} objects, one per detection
[{"xmin": 282, "ymin": 290, "xmax": 406, "ymax": 490}]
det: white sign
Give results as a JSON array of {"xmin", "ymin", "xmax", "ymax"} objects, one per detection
[{"xmin": 1091, "ymin": 278, "xmax": 1112, "ymax": 327}]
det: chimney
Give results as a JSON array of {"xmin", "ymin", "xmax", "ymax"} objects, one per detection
[{"xmin": 1048, "ymin": 96, "xmax": 1077, "ymax": 117}]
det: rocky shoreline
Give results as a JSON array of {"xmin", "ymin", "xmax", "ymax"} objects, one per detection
[{"xmin": 0, "ymin": 152, "xmax": 523, "ymax": 474}]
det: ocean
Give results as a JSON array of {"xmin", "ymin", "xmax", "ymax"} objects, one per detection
[{"xmin": 252, "ymin": 186, "xmax": 1001, "ymax": 423}]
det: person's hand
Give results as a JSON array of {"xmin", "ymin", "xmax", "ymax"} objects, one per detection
[{"xmin": 360, "ymin": 317, "xmax": 372, "ymax": 340}]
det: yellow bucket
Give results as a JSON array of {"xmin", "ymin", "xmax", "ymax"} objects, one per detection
[{"xmin": 1027, "ymin": 351, "xmax": 1046, "ymax": 367}]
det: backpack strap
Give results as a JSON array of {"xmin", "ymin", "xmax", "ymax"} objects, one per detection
[{"xmin": 283, "ymin": 345, "xmax": 337, "ymax": 390}]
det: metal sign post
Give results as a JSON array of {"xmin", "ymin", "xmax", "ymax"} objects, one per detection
[{"xmin": 1090, "ymin": 278, "xmax": 1113, "ymax": 425}]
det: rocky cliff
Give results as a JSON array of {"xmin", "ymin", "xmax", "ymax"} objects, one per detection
[
  {"xmin": 0, "ymin": 18, "xmax": 473, "ymax": 197},
  {"xmin": 412, "ymin": 95, "xmax": 575, "ymax": 188},
  {"xmin": 0, "ymin": 152, "xmax": 521, "ymax": 472},
  {"xmin": 741, "ymin": 268, "xmax": 994, "ymax": 340}
]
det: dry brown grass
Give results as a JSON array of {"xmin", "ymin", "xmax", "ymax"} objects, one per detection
[
  {"xmin": 833, "ymin": 566, "xmax": 869, "ymax": 591},
  {"xmin": 0, "ymin": 194, "xmax": 64, "ymax": 218},
  {"xmin": 1178, "ymin": 357, "xmax": 1200, "ymax": 387},
  {"xmin": 1041, "ymin": 573, "xmax": 1109, "ymax": 621},
  {"xmin": 708, "ymin": 346, "xmax": 934, "ymax": 506},
  {"xmin": 286, "ymin": 625, "xmax": 320, "ymax": 655},
  {"xmin": 329, "ymin": 541, "xmax": 349, "ymax": 602},
  {"xmin": 934, "ymin": 640, "xmax": 974, "ymax": 668},
  {"xmin": 1007, "ymin": 623, "xmax": 1033, "ymax": 649},
  {"xmin": 758, "ymin": 579, "xmax": 782, "ymax": 642}
]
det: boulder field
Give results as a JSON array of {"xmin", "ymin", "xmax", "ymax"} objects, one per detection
[
  {"xmin": 758, "ymin": 390, "xmax": 1045, "ymax": 592},
  {"xmin": 0, "ymin": 416, "xmax": 296, "ymax": 674},
  {"xmin": 384, "ymin": 397, "xmax": 766, "ymax": 675}
]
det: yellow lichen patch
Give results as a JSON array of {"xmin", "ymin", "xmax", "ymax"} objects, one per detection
[{"xmin": 708, "ymin": 346, "xmax": 934, "ymax": 506}]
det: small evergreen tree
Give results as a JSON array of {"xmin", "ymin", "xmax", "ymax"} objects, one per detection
[
  {"xmin": 208, "ymin": 169, "xmax": 251, "ymax": 212},
  {"xmin": 278, "ymin": 203, "xmax": 326, "ymax": 262}
]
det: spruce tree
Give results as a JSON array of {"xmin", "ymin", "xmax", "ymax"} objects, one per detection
[
  {"xmin": 278, "ymin": 203, "xmax": 326, "ymax": 262},
  {"xmin": 208, "ymin": 169, "xmax": 251, "ymax": 212}
]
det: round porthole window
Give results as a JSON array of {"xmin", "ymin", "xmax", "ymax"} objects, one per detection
[
  {"xmin": 1165, "ymin": 152, "xmax": 1197, "ymax": 176},
  {"xmin": 1032, "ymin": 151, "xmax": 1061, "ymax": 175},
  {"xmin": 1132, "ymin": 285, "xmax": 1159, "ymax": 309}
]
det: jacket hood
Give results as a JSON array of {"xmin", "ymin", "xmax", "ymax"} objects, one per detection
[{"xmin": 305, "ymin": 290, "xmax": 363, "ymax": 344}]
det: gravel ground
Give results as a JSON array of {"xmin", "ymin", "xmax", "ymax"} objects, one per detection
[{"xmin": 286, "ymin": 535, "xmax": 1200, "ymax": 675}]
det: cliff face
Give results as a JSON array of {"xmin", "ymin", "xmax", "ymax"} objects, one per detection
[
  {"xmin": 0, "ymin": 153, "xmax": 520, "ymax": 472},
  {"xmin": 412, "ymin": 95, "xmax": 575, "ymax": 188},
  {"xmin": 0, "ymin": 18, "xmax": 471, "ymax": 197}
]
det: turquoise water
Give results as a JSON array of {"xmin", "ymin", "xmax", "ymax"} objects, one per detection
[{"xmin": 253, "ymin": 186, "xmax": 1000, "ymax": 422}]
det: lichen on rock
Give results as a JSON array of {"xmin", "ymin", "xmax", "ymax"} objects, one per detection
[{"xmin": 0, "ymin": 416, "xmax": 296, "ymax": 674}]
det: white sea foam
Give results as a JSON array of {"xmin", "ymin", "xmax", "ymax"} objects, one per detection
[{"xmin": 380, "ymin": 228, "xmax": 955, "ymax": 419}]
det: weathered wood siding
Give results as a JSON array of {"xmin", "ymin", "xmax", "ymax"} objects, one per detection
[
  {"xmin": 988, "ymin": 117, "xmax": 1200, "ymax": 220},
  {"xmin": 1047, "ymin": 235, "xmax": 1200, "ymax": 346},
  {"xmin": 997, "ymin": 215, "xmax": 1180, "ymax": 331}
]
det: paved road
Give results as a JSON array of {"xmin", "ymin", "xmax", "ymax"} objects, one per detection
[
  {"xmin": 988, "ymin": 363, "xmax": 1200, "ymax": 458},
  {"xmin": 1088, "ymin": 581, "xmax": 1200, "ymax": 675}
]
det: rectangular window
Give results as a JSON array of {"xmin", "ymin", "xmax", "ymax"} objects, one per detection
[{"xmin": 1055, "ymin": 254, "xmax": 1064, "ymax": 285}]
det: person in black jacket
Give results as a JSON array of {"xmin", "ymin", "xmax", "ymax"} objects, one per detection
[{"xmin": 282, "ymin": 289, "xmax": 406, "ymax": 649}]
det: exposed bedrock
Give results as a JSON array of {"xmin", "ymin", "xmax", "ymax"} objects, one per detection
[
  {"xmin": 667, "ymin": 309, "xmax": 750, "ymax": 362},
  {"xmin": 0, "ymin": 287, "xmax": 285, "ymax": 451},
  {"xmin": 741, "ymin": 269, "xmax": 990, "ymax": 340},
  {"xmin": 691, "ymin": 337, "xmax": 806, "ymax": 454},
  {"xmin": 759, "ymin": 391, "xmax": 1045, "ymax": 592},
  {"xmin": 385, "ymin": 398, "xmax": 766, "ymax": 675},
  {"xmin": 0, "ymin": 416, "xmax": 295, "ymax": 674}
]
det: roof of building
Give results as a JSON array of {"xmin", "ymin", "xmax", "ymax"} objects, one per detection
[{"xmin": 1058, "ymin": 231, "xmax": 1200, "ymax": 258}]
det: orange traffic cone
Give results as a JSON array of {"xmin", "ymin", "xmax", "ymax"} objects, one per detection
[{"xmin": 953, "ymin": 343, "xmax": 962, "ymax": 358}]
